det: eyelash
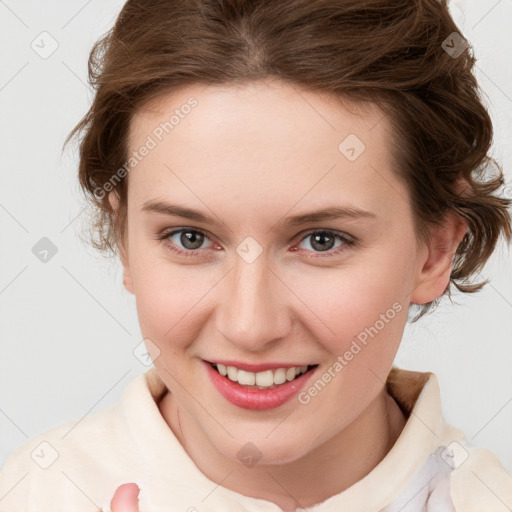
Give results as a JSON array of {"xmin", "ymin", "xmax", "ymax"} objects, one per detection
[{"xmin": 156, "ymin": 227, "xmax": 356, "ymax": 259}]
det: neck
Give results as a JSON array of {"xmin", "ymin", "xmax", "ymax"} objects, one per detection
[{"xmin": 158, "ymin": 385, "xmax": 407, "ymax": 511}]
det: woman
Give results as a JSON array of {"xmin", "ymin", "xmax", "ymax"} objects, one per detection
[{"xmin": 1, "ymin": 1, "xmax": 511, "ymax": 510}]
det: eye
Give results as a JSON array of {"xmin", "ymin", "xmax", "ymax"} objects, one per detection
[
  {"xmin": 157, "ymin": 227, "xmax": 355, "ymax": 259},
  {"xmin": 293, "ymin": 230, "xmax": 355, "ymax": 257},
  {"xmin": 158, "ymin": 228, "xmax": 217, "ymax": 258}
]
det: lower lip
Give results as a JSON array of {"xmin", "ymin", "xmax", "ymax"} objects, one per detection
[{"xmin": 204, "ymin": 361, "xmax": 318, "ymax": 410}]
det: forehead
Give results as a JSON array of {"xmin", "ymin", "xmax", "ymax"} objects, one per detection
[{"xmin": 126, "ymin": 80, "xmax": 409, "ymax": 221}]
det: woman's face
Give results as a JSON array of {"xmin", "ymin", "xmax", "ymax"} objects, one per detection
[{"xmin": 112, "ymin": 80, "xmax": 438, "ymax": 464}]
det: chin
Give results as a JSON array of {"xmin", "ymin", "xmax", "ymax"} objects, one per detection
[
  {"xmin": 259, "ymin": 450, "xmax": 310, "ymax": 466},
  {"xmin": 217, "ymin": 434, "xmax": 314, "ymax": 467}
]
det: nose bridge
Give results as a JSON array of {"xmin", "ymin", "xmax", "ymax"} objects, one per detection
[{"xmin": 216, "ymin": 248, "xmax": 290, "ymax": 350}]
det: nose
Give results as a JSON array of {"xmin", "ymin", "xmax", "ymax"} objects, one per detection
[{"xmin": 214, "ymin": 250, "xmax": 292, "ymax": 352}]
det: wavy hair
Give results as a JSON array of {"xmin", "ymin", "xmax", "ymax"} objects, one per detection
[{"xmin": 64, "ymin": 0, "xmax": 512, "ymax": 322}]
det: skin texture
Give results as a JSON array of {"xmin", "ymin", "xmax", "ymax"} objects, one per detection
[
  {"xmin": 107, "ymin": 79, "xmax": 467, "ymax": 512},
  {"xmin": 110, "ymin": 483, "xmax": 139, "ymax": 512}
]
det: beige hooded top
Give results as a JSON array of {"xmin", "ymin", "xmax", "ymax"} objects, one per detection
[{"xmin": 0, "ymin": 366, "xmax": 511, "ymax": 512}]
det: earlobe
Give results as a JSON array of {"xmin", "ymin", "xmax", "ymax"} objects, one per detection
[
  {"xmin": 108, "ymin": 191, "xmax": 135, "ymax": 295},
  {"xmin": 122, "ymin": 266, "xmax": 135, "ymax": 295},
  {"xmin": 410, "ymin": 211, "xmax": 468, "ymax": 305}
]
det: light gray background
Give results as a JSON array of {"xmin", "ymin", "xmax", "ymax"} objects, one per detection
[{"xmin": 1, "ymin": 0, "xmax": 511, "ymax": 474}]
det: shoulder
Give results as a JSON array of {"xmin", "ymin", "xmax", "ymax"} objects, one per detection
[
  {"xmin": 0, "ymin": 401, "xmax": 128, "ymax": 511},
  {"xmin": 449, "ymin": 444, "xmax": 512, "ymax": 512}
]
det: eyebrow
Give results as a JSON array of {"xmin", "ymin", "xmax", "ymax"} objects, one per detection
[{"xmin": 141, "ymin": 200, "xmax": 377, "ymax": 230}]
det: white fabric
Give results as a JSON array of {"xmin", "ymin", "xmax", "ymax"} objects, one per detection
[{"xmin": 0, "ymin": 366, "xmax": 510, "ymax": 511}]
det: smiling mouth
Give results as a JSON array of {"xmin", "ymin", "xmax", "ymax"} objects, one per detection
[{"xmin": 209, "ymin": 362, "xmax": 319, "ymax": 390}]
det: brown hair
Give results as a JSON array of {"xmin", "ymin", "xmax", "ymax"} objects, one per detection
[{"xmin": 63, "ymin": 0, "xmax": 511, "ymax": 322}]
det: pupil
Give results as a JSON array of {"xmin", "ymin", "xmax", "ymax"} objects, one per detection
[
  {"xmin": 311, "ymin": 232, "xmax": 334, "ymax": 252},
  {"xmin": 182, "ymin": 231, "xmax": 203, "ymax": 249}
]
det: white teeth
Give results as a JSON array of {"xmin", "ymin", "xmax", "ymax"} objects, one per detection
[
  {"xmin": 255, "ymin": 370, "xmax": 274, "ymax": 387},
  {"xmin": 227, "ymin": 365, "xmax": 238, "ymax": 381},
  {"xmin": 237, "ymin": 369, "xmax": 255, "ymax": 386},
  {"xmin": 286, "ymin": 367, "xmax": 296, "ymax": 381},
  {"xmin": 273, "ymin": 368, "xmax": 287, "ymax": 385},
  {"xmin": 214, "ymin": 364, "xmax": 312, "ymax": 388}
]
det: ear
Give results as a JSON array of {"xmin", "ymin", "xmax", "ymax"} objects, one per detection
[
  {"xmin": 108, "ymin": 191, "xmax": 134, "ymax": 295},
  {"xmin": 410, "ymin": 210, "xmax": 468, "ymax": 305}
]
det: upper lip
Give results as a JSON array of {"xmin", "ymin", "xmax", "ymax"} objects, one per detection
[{"xmin": 205, "ymin": 359, "xmax": 318, "ymax": 372}]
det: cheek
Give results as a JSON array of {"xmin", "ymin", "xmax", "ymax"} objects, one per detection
[
  {"xmin": 131, "ymin": 258, "xmax": 215, "ymax": 347},
  {"xmin": 295, "ymin": 261, "xmax": 406, "ymax": 331},
  {"xmin": 295, "ymin": 267, "xmax": 408, "ymax": 417},
  {"xmin": 289, "ymin": 253, "xmax": 410, "ymax": 371}
]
